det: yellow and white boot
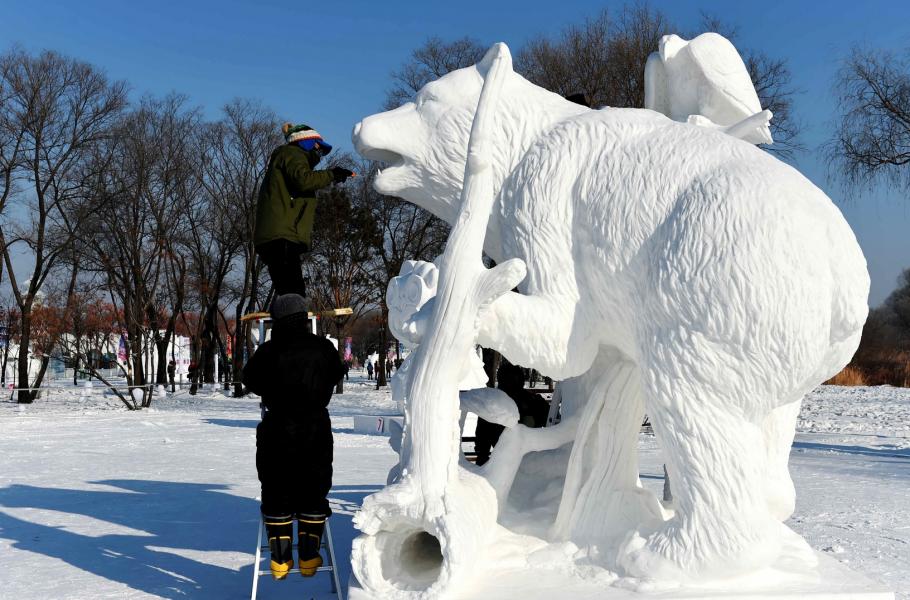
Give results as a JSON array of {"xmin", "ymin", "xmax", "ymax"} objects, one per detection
[
  {"xmin": 297, "ymin": 514, "xmax": 326, "ymax": 577},
  {"xmin": 264, "ymin": 514, "xmax": 294, "ymax": 580}
]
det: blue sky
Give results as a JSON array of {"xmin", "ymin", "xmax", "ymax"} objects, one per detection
[{"xmin": 2, "ymin": 0, "xmax": 908, "ymax": 305}]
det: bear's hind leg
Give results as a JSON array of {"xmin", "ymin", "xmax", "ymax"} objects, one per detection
[
  {"xmin": 762, "ymin": 399, "xmax": 800, "ymax": 521},
  {"xmin": 551, "ymin": 349, "xmax": 664, "ymax": 546},
  {"xmin": 619, "ymin": 348, "xmax": 781, "ymax": 581}
]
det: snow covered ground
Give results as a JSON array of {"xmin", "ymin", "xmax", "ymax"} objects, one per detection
[{"xmin": 0, "ymin": 375, "xmax": 907, "ymax": 599}]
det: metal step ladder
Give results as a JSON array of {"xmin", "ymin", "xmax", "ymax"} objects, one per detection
[{"xmin": 250, "ymin": 516, "xmax": 343, "ymax": 600}]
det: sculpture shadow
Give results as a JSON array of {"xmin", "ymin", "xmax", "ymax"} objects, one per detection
[{"xmin": 0, "ymin": 480, "xmax": 382, "ymax": 600}]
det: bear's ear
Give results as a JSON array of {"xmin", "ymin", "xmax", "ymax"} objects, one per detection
[{"xmin": 477, "ymin": 43, "xmax": 513, "ymax": 79}]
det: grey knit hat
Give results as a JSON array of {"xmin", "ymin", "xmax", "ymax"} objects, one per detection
[{"xmin": 271, "ymin": 294, "xmax": 308, "ymax": 321}]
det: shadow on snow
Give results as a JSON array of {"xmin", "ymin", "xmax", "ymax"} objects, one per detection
[
  {"xmin": 204, "ymin": 418, "xmax": 260, "ymax": 429},
  {"xmin": 0, "ymin": 480, "xmax": 381, "ymax": 599},
  {"xmin": 792, "ymin": 440, "xmax": 910, "ymax": 460}
]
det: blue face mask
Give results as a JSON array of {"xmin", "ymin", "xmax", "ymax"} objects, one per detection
[{"xmin": 296, "ymin": 138, "xmax": 333, "ymax": 156}]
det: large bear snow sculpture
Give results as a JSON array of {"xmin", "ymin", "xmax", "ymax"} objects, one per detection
[{"xmin": 351, "ymin": 38, "xmax": 869, "ymax": 596}]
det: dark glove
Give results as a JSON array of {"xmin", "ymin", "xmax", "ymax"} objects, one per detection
[{"xmin": 330, "ymin": 167, "xmax": 354, "ymax": 184}]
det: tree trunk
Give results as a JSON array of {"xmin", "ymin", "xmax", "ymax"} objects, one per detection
[
  {"xmin": 200, "ymin": 304, "xmax": 220, "ymax": 384},
  {"xmin": 155, "ymin": 331, "xmax": 171, "ymax": 385},
  {"xmin": 86, "ymin": 363, "xmax": 137, "ymax": 410},
  {"xmin": 30, "ymin": 356, "xmax": 51, "ymax": 402},
  {"xmin": 213, "ymin": 322, "xmax": 229, "ymax": 390},
  {"xmin": 233, "ymin": 303, "xmax": 244, "ymax": 396},
  {"xmin": 129, "ymin": 327, "xmax": 145, "ymax": 391},
  {"xmin": 171, "ymin": 333, "xmax": 177, "ymax": 393},
  {"xmin": 1, "ymin": 339, "xmax": 9, "ymax": 386},
  {"xmin": 335, "ymin": 317, "xmax": 346, "ymax": 394},
  {"xmin": 376, "ymin": 307, "xmax": 389, "ymax": 388},
  {"xmin": 16, "ymin": 312, "xmax": 31, "ymax": 403}
]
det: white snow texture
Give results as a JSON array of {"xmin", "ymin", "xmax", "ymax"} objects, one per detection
[{"xmin": 351, "ymin": 36, "xmax": 871, "ymax": 598}]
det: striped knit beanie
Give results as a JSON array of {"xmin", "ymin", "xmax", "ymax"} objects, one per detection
[{"xmin": 282, "ymin": 123, "xmax": 333, "ymax": 154}]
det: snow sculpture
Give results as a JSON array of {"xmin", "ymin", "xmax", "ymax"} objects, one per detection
[
  {"xmin": 351, "ymin": 36, "xmax": 871, "ymax": 598},
  {"xmin": 645, "ymin": 33, "xmax": 773, "ymax": 144},
  {"xmin": 386, "ymin": 260, "xmax": 439, "ymax": 346}
]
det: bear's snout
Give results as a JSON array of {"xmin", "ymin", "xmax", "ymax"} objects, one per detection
[
  {"xmin": 352, "ymin": 116, "xmax": 400, "ymax": 164},
  {"xmin": 353, "ymin": 104, "xmax": 428, "ymax": 166}
]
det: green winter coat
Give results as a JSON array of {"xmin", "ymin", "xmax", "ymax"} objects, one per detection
[{"xmin": 254, "ymin": 144, "xmax": 334, "ymax": 249}]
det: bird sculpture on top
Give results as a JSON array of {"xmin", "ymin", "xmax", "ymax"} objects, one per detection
[{"xmin": 645, "ymin": 32, "xmax": 774, "ymax": 145}]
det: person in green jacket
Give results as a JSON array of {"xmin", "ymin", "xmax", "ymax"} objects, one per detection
[{"xmin": 255, "ymin": 123, "xmax": 354, "ymax": 297}]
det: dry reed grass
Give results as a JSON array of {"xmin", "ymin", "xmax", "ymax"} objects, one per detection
[
  {"xmin": 824, "ymin": 350, "xmax": 910, "ymax": 387},
  {"xmin": 824, "ymin": 365, "xmax": 867, "ymax": 386}
]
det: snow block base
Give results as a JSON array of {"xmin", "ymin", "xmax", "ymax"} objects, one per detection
[
  {"xmin": 351, "ymin": 415, "xmax": 404, "ymax": 435},
  {"xmin": 347, "ymin": 549, "xmax": 893, "ymax": 600}
]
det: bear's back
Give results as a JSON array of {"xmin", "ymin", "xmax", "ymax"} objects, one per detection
[
  {"xmin": 497, "ymin": 107, "xmax": 866, "ymax": 351},
  {"xmin": 503, "ymin": 108, "xmax": 852, "ymax": 275}
]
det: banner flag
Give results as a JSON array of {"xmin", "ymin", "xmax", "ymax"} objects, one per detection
[{"xmin": 117, "ymin": 333, "xmax": 128, "ymax": 363}]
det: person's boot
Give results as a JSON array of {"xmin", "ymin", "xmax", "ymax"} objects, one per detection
[
  {"xmin": 263, "ymin": 514, "xmax": 294, "ymax": 580},
  {"xmin": 297, "ymin": 514, "xmax": 326, "ymax": 576}
]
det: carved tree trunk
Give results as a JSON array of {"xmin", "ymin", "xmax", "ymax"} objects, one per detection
[{"xmin": 351, "ymin": 45, "xmax": 526, "ymax": 598}]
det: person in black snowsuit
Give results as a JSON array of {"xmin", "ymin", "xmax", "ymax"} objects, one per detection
[
  {"xmin": 474, "ymin": 362, "xmax": 550, "ymax": 466},
  {"xmin": 242, "ymin": 294, "xmax": 345, "ymax": 580},
  {"xmin": 167, "ymin": 360, "xmax": 176, "ymax": 392},
  {"xmin": 187, "ymin": 361, "xmax": 199, "ymax": 395}
]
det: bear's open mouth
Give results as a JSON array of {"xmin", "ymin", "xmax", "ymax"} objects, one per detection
[
  {"xmin": 354, "ymin": 136, "xmax": 404, "ymax": 167},
  {"xmin": 356, "ymin": 145, "xmax": 404, "ymax": 167},
  {"xmin": 360, "ymin": 147, "xmax": 409, "ymax": 193}
]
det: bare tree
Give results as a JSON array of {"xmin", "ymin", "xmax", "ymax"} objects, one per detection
[
  {"xmin": 83, "ymin": 95, "xmax": 197, "ymax": 405},
  {"xmin": 516, "ymin": 5, "xmax": 802, "ymax": 156},
  {"xmin": 698, "ymin": 13, "xmax": 803, "ymax": 157},
  {"xmin": 515, "ymin": 7, "xmax": 671, "ymax": 109},
  {"xmin": 0, "ymin": 299, "xmax": 19, "ymax": 387},
  {"xmin": 385, "ymin": 36, "xmax": 487, "ymax": 109},
  {"xmin": 305, "ymin": 165, "xmax": 381, "ymax": 393},
  {"xmin": 0, "ymin": 52, "xmax": 26, "ymax": 289},
  {"xmin": 184, "ymin": 143, "xmax": 242, "ymax": 388},
  {"xmin": 882, "ymin": 269, "xmax": 910, "ymax": 347},
  {"xmin": 827, "ymin": 47, "xmax": 910, "ymax": 192},
  {"xmin": 199, "ymin": 99, "xmax": 280, "ymax": 395},
  {"xmin": 355, "ymin": 161, "xmax": 448, "ymax": 387},
  {"xmin": 56, "ymin": 286, "xmax": 141, "ymax": 409},
  {"xmin": 0, "ymin": 48, "xmax": 127, "ymax": 403}
]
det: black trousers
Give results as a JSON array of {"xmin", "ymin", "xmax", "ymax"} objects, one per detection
[
  {"xmin": 257, "ymin": 239, "xmax": 308, "ymax": 298},
  {"xmin": 474, "ymin": 417, "xmax": 505, "ymax": 466},
  {"xmin": 257, "ymin": 408, "xmax": 333, "ymax": 517}
]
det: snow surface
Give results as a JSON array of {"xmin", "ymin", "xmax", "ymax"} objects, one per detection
[{"xmin": 0, "ymin": 379, "xmax": 907, "ymax": 599}]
